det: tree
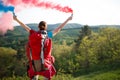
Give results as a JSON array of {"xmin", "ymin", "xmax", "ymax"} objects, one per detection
[
  {"xmin": 0, "ymin": 47, "xmax": 17, "ymax": 78},
  {"xmin": 75, "ymin": 25, "xmax": 92, "ymax": 47}
]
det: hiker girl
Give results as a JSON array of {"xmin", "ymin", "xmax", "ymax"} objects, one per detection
[{"xmin": 13, "ymin": 13, "xmax": 73, "ymax": 80}]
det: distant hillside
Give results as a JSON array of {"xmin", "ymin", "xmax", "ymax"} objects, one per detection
[
  {"xmin": 3, "ymin": 23, "xmax": 82, "ymax": 36},
  {"xmin": 90, "ymin": 25, "xmax": 120, "ymax": 28},
  {"xmin": 26, "ymin": 23, "xmax": 120, "ymax": 31},
  {"xmin": 26, "ymin": 23, "xmax": 83, "ymax": 31},
  {"xmin": 2, "ymin": 23, "xmax": 120, "ymax": 37}
]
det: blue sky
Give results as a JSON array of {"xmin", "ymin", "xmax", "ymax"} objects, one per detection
[{"xmin": 12, "ymin": 0, "xmax": 120, "ymax": 25}]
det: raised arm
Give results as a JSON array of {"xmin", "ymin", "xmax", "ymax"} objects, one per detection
[
  {"xmin": 53, "ymin": 14, "xmax": 73, "ymax": 36},
  {"xmin": 13, "ymin": 13, "xmax": 31, "ymax": 32}
]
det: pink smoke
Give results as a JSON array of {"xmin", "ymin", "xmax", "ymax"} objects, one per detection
[
  {"xmin": 0, "ymin": 0, "xmax": 73, "ymax": 35},
  {"xmin": 4, "ymin": 0, "xmax": 73, "ymax": 13},
  {"xmin": 0, "ymin": 12, "xmax": 13, "ymax": 35}
]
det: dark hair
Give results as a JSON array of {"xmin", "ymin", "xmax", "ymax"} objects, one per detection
[{"xmin": 38, "ymin": 21, "xmax": 47, "ymax": 30}]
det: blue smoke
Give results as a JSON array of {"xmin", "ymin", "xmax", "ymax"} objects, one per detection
[{"xmin": 0, "ymin": 0, "xmax": 14, "ymax": 12}]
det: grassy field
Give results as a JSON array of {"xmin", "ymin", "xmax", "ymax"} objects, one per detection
[
  {"xmin": 1, "ymin": 69, "xmax": 120, "ymax": 80},
  {"xmin": 76, "ymin": 69, "xmax": 120, "ymax": 80}
]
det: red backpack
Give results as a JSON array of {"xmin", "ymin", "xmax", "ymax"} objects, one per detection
[{"xmin": 25, "ymin": 30, "xmax": 56, "ymax": 80}]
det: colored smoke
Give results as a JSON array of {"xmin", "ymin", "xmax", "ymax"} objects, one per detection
[
  {"xmin": 4, "ymin": 0, "xmax": 73, "ymax": 13},
  {"xmin": 0, "ymin": 0, "xmax": 73, "ymax": 35},
  {"xmin": 0, "ymin": 13, "xmax": 13, "ymax": 35},
  {"xmin": 0, "ymin": 0, "xmax": 14, "ymax": 35},
  {"xmin": 0, "ymin": 0, "xmax": 14, "ymax": 12}
]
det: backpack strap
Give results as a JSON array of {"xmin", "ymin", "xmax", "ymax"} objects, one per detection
[
  {"xmin": 29, "ymin": 46, "xmax": 32, "ymax": 60},
  {"xmin": 40, "ymin": 31, "xmax": 47, "ymax": 65}
]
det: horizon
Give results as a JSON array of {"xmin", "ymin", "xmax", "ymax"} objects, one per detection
[{"xmin": 16, "ymin": 22, "xmax": 120, "ymax": 26}]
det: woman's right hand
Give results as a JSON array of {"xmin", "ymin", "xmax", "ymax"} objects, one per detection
[{"xmin": 67, "ymin": 13, "xmax": 73, "ymax": 21}]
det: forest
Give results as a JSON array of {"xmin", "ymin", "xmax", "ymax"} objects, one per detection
[{"xmin": 0, "ymin": 24, "xmax": 120, "ymax": 80}]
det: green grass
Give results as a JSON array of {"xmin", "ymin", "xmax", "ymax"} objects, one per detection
[
  {"xmin": 75, "ymin": 69, "xmax": 120, "ymax": 80},
  {"xmin": 1, "ymin": 69, "xmax": 120, "ymax": 80}
]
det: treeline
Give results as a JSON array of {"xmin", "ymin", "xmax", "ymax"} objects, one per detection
[
  {"xmin": 53, "ymin": 26, "xmax": 120, "ymax": 77},
  {"xmin": 0, "ymin": 26, "xmax": 120, "ymax": 79}
]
